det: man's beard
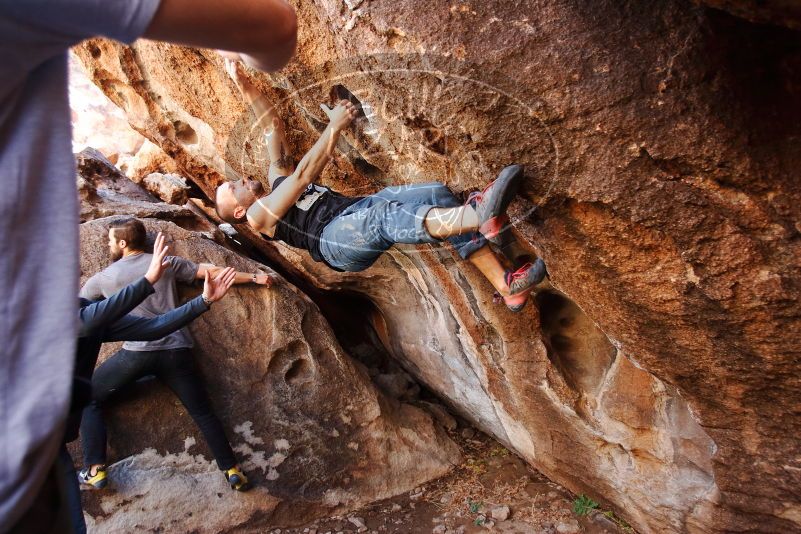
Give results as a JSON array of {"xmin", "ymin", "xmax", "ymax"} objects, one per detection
[
  {"xmin": 247, "ymin": 180, "xmax": 265, "ymax": 196},
  {"xmin": 110, "ymin": 248, "xmax": 123, "ymax": 261}
]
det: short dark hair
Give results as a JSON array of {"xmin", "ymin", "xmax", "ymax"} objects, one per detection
[{"xmin": 108, "ymin": 218, "xmax": 147, "ymax": 251}]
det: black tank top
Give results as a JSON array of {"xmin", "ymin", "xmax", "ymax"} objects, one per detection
[{"xmin": 266, "ymin": 176, "xmax": 362, "ymax": 264}]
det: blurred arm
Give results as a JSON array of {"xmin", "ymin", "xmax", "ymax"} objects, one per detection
[{"xmin": 143, "ymin": 0, "xmax": 297, "ymax": 72}]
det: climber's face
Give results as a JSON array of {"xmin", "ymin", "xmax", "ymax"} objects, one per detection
[{"xmin": 215, "ymin": 178, "xmax": 264, "ymax": 224}]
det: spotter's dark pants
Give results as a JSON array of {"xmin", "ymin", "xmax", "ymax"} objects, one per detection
[{"xmin": 80, "ymin": 348, "xmax": 236, "ymax": 471}]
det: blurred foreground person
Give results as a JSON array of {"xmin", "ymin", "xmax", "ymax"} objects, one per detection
[{"xmin": 0, "ymin": 0, "xmax": 296, "ymax": 531}]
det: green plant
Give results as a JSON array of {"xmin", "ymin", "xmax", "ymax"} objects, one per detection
[
  {"xmin": 572, "ymin": 494, "xmax": 599, "ymax": 516},
  {"xmin": 468, "ymin": 499, "xmax": 483, "ymax": 514},
  {"xmin": 600, "ymin": 508, "xmax": 633, "ymax": 532},
  {"xmin": 464, "ymin": 459, "xmax": 488, "ymax": 476},
  {"xmin": 474, "ymin": 516, "xmax": 485, "ymax": 526},
  {"xmin": 488, "ymin": 446, "xmax": 509, "ymax": 457}
]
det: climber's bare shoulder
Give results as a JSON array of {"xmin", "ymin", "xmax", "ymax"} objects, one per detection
[
  {"xmin": 246, "ymin": 200, "xmax": 276, "ymax": 238},
  {"xmin": 246, "ymin": 172, "xmax": 311, "ymax": 238}
]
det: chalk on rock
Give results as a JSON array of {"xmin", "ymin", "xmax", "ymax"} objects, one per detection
[{"xmin": 218, "ymin": 223, "xmax": 237, "ymax": 237}]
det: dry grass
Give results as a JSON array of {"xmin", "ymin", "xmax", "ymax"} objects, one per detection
[{"xmin": 423, "ymin": 432, "xmax": 577, "ymax": 527}]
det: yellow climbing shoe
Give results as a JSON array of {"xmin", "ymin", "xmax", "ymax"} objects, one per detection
[
  {"xmin": 78, "ymin": 465, "xmax": 108, "ymax": 489},
  {"xmin": 224, "ymin": 466, "xmax": 251, "ymax": 492}
]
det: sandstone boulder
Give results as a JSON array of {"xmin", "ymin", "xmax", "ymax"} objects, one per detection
[
  {"xmin": 74, "ymin": 1, "xmax": 801, "ymax": 531},
  {"xmin": 72, "ymin": 160, "xmax": 459, "ymax": 532},
  {"xmin": 69, "ymin": 54, "xmax": 144, "ymax": 157},
  {"xmin": 118, "ymin": 138, "xmax": 180, "ymax": 182},
  {"xmin": 135, "ymin": 172, "xmax": 191, "ymax": 205},
  {"xmin": 76, "ymin": 147, "xmax": 195, "ymax": 224}
]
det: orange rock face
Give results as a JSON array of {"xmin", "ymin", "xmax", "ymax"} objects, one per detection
[{"xmin": 74, "ymin": 1, "xmax": 801, "ymax": 531}]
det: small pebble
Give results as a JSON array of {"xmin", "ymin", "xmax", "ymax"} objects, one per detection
[
  {"xmin": 348, "ymin": 516, "xmax": 367, "ymax": 532},
  {"xmin": 490, "ymin": 505, "xmax": 510, "ymax": 522},
  {"xmin": 556, "ymin": 519, "xmax": 580, "ymax": 534}
]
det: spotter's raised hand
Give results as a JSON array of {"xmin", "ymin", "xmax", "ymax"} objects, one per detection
[
  {"xmin": 202, "ymin": 267, "xmax": 237, "ymax": 304},
  {"xmin": 144, "ymin": 232, "xmax": 170, "ymax": 285}
]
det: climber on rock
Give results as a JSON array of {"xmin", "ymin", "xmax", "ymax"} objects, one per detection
[
  {"xmin": 77, "ymin": 218, "xmax": 273, "ymax": 497},
  {"xmin": 215, "ymin": 59, "xmax": 547, "ymax": 312}
]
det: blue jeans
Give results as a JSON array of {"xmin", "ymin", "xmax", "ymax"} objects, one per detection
[{"xmin": 319, "ymin": 182, "xmax": 486, "ymax": 272}]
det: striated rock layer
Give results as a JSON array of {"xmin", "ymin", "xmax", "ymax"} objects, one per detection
[
  {"xmin": 74, "ymin": 0, "xmax": 801, "ymax": 532},
  {"xmin": 72, "ymin": 154, "xmax": 459, "ymax": 532}
]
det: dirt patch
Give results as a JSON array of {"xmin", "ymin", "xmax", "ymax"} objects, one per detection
[{"xmin": 267, "ymin": 430, "xmax": 632, "ymax": 534}]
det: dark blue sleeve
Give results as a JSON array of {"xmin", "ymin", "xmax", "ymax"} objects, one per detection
[
  {"xmin": 0, "ymin": 0, "xmax": 162, "ymax": 46},
  {"xmin": 103, "ymin": 296, "xmax": 209, "ymax": 342},
  {"xmin": 78, "ymin": 277, "xmax": 154, "ymax": 337}
]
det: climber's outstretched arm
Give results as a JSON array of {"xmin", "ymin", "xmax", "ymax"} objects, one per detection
[
  {"xmin": 246, "ymin": 100, "xmax": 359, "ymax": 236},
  {"xmin": 225, "ymin": 59, "xmax": 293, "ymax": 186},
  {"xmin": 144, "ymin": 0, "xmax": 297, "ymax": 72},
  {"xmin": 196, "ymin": 263, "xmax": 273, "ymax": 286},
  {"xmin": 105, "ymin": 268, "xmax": 237, "ymax": 342}
]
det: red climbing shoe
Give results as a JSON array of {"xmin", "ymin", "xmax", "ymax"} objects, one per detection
[
  {"xmin": 467, "ymin": 164, "xmax": 525, "ymax": 246},
  {"xmin": 499, "ymin": 259, "xmax": 547, "ymax": 312}
]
